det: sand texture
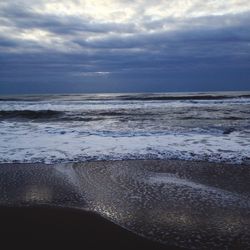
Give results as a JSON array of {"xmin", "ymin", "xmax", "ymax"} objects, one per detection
[{"xmin": 0, "ymin": 160, "xmax": 249, "ymax": 249}]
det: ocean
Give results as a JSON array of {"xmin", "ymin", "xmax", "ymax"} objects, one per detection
[{"xmin": 0, "ymin": 91, "xmax": 250, "ymax": 164}]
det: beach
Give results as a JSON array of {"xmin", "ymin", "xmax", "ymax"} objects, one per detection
[
  {"xmin": 0, "ymin": 160, "xmax": 250, "ymax": 249},
  {"xmin": 0, "ymin": 92, "xmax": 249, "ymax": 248},
  {"xmin": 1, "ymin": 0, "xmax": 250, "ymax": 247}
]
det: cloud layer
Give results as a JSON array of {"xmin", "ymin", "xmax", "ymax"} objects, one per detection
[{"xmin": 0, "ymin": 0, "xmax": 250, "ymax": 93}]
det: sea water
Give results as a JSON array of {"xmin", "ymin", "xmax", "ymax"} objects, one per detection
[{"xmin": 0, "ymin": 91, "xmax": 249, "ymax": 164}]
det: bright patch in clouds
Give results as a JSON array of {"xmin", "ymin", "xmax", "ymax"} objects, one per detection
[
  {"xmin": 35, "ymin": 0, "xmax": 135, "ymax": 22},
  {"xmin": 36, "ymin": 0, "xmax": 250, "ymax": 20}
]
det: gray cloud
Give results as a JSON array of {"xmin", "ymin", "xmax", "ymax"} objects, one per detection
[
  {"xmin": 0, "ymin": 3, "xmax": 137, "ymax": 35},
  {"xmin": 0, "ymin": 0, "xmax": 250, "ymax": 94}
]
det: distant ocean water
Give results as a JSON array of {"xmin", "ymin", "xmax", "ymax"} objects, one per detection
[{"xmin": 0, "ymin": 92, "xmax": 250, "ymax": 164}]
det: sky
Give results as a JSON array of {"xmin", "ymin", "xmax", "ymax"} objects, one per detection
[{"xmin": 0, "ymin": 0, "xmax": 250, "ymax": 94}]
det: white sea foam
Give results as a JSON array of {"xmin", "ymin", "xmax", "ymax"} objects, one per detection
[{"xmin": 0, "ymin": 121, "xmax": 249, "ymax": 164}]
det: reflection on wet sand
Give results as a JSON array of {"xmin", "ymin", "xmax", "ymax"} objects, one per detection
[{"xmin": 0, "ymin": 160, "xmax": 250, "ymax": 249}]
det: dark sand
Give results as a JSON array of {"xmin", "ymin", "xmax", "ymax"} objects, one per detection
[{"xmin": 0, "ymin": 160, "xmax": 250, "ymax": 249}]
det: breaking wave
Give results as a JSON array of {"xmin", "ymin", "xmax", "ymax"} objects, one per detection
[{"xmin": 0, "ymin": 110, "xmax": 62, "ymax": 121}]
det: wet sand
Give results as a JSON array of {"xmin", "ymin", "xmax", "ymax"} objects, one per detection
[{"xmin": 0, "ymin": 160, "xmax": 250, "ymax": 249}]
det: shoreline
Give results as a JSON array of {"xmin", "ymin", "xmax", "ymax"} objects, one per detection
[
  {"xmin": 1, "ymin": 158, "xmax": 250, "ymax": 167},
  {"xmin": 0, "ymin": 159, "xmax": 250, "ymax": 249}
]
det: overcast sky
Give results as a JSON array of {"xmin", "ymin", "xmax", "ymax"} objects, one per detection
[{"xmin": 0, "ymin": 0, "xmax": 250, "ymax": 94}]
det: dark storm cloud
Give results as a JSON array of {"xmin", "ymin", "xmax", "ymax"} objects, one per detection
[{"xmin": 0, "ymin": 1, "xmax": 250, "ymax": 94}]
